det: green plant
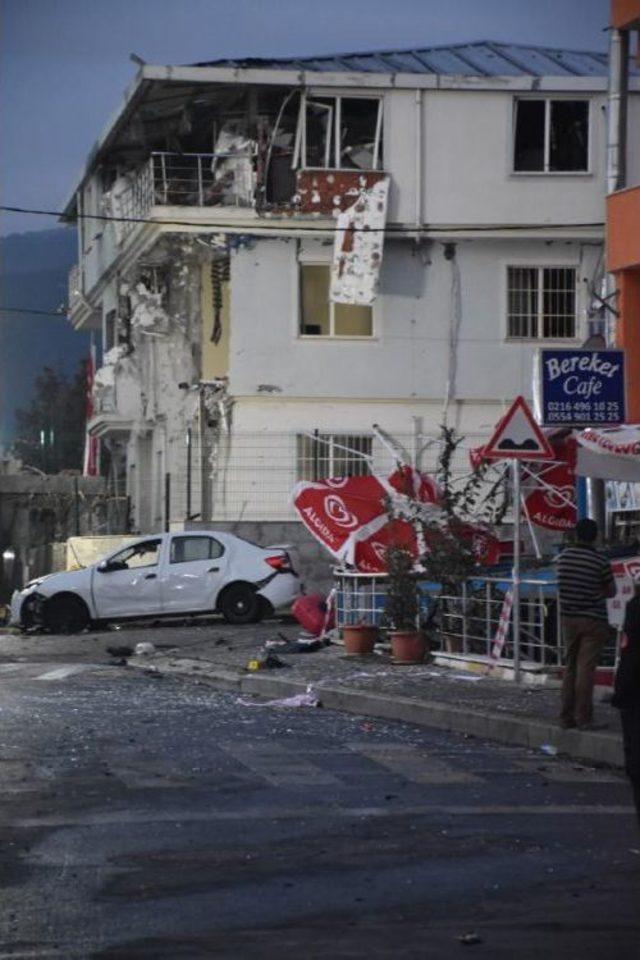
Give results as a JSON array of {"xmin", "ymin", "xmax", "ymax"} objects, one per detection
[{"xmin": 383, "ymin": 544, "xmax": 419, "ymax": 631}]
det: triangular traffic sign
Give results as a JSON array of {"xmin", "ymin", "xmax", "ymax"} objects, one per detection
[{"xmin": 484, "ymin": 396, "xmax": 554, "ymax": 460}]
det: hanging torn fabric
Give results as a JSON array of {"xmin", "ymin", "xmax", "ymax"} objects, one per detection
[{"xmin": 330, "ymin": 175, "xmax": 390, "ymax": 306}]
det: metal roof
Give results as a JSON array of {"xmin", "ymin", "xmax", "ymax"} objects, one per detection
[{"xmin": 193, "ymin": 39, "xmax": 639, "ymax": 77}]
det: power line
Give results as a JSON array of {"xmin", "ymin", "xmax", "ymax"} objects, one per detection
[
  {"xmin": 0, "ymin": 204, "xmax": 605, "ymax": 234},
  {"xmin": 0, "ymin": 306, "xmax": 67, "ymax": 318}
]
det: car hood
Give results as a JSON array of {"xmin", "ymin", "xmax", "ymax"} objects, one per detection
[{"xmin": 23, "ymin": 567, "xmax": 92, "ymax": 594}]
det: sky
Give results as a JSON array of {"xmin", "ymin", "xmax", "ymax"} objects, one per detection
[
  {"xmin": 0, "ymin": 0, "xmax": 612, "ymax": 445},
  {"xmin": 1, "ymin": 0, "xmax": 611, "ymax": 238}
]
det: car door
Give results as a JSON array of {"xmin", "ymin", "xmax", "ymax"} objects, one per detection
[
  {"xmin": 92, "ymin": 538, "xmax": 164, "ymax": 619},
  {"xmin": 161, "ymin": 535, "xmax": 227, "ymax": 614}
]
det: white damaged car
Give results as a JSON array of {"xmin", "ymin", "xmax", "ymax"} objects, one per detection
[{"xmin": 10, "ymin": 531, "xmax": 302, "ymax": 633}]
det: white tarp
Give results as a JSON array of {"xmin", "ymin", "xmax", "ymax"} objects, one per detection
[
  {"xmin": 576, "ymin": 425, "xmax": 640, "ymax": 482},
  {"xmin": 330, "ymin": 176, "xmax": 389, "ymax": 306}
]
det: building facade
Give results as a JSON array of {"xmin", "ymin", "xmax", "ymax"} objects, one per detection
[{"xmin": 63, "ymin": 41, "xmax": 640, "ymax": 552}]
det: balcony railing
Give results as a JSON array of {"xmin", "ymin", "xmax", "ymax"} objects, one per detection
[
  {"xmin": 151, "ymin": 151, "xmax": 255, "ymax": 209},
  {"xmin": 107, "ymin": 151, "xmax": 256, "ymax": 245}
]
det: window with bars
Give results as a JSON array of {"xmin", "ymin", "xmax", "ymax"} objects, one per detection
[
  {"xmin": 507, "ymin": 267, "xmax": 577, "ymax": 340},
  {"xmin": 296, "ymin": 433, "xmax": 372, "ymax": 481},
  {"xmin": 513, "ymin": 99, "xmax": 589, "ymax": 172}
]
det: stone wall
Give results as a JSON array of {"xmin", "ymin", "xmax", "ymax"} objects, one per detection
[{"xmin": 0, "ymin": 474, "xmax": 107, "ymax": 598}]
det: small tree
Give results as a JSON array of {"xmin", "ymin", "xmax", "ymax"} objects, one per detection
[
  {"xmin": 13, "ymin": 363, "xmax": 87, "ymax": 473},
  {"xmin": 383, "ymin": 544, "xmax": 419, "ymax": 631},
  {"xmin": 383, "ymin": 424, "xmax": 508, "ymax": 646}
]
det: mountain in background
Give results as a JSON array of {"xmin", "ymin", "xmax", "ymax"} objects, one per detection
[{"xmin": 0, "ymin": 228, "xmax": 90, "ymax": 449}]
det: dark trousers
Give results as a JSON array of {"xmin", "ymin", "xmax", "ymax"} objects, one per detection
[
  {"xmin": 620, "ymin": 704, "xmax": 640, "ymax": 826},
  {"xmin": 560, "ymin": 616, "xmax": 610, "ymax": 726}
]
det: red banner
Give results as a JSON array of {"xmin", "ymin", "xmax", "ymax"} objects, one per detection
[
  {"xmin": 82, "ymin": 341, "xmax": 99, "ymax": 477},
  {"xmin": 523, "ymin": 436, "xmax": 577, "ymax": 531}
]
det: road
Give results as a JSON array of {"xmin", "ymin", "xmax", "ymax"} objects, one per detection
[{"xmin": 0, "ymin": 654, "xmax": 638, "ymax": 959}]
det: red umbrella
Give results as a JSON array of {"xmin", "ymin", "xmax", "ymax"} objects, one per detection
[{"xmin": 293, "ymin": 467, "xmax": 499, "ymax": 572}]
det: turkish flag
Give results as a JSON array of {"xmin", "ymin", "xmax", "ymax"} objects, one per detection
[{"xmin": 82, "ymin": 340, "xmax": 99, "ymax": 477}]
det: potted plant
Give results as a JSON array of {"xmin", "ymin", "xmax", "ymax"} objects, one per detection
[
  {"xmin": 383, "ymin": 544, "xmax": 427, "ymax": 663},
  {"xmin": 342, "ymin": 621, "xmax": 379, "ymax": 656}
]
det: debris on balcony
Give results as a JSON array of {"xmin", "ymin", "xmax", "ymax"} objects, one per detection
[
  {"xmin": 121, "ymin": 279, "xmax": 169, "ymax": 337},
  {"xmin": 330, "ymin": 175, "xmax": 390, "ymax": 306},
  {"xmin": 211, "ymin": 121, "xmax": 256, "ymax": 206}
]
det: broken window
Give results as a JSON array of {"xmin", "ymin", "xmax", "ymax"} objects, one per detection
[
  {"xmin": 300, "ymin": 264, "xmax": 373, "ymax": 337},
  {"xmin": 296, "ymin": 433, "xmax": 372, "ymax": 481},
  {"xmin": 507, "ymin": 266, "xmax": 576, "ymax": 339},
  {"xmin": 298, "ymin": 96, "xmax": 383, "ymax": 170},
  {"xmin": 514, "ymin": 99, "xmax": 588, "ymax": 172}
]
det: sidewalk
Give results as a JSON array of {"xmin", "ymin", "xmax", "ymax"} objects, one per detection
[{"xmin": 122, "ymin": 619, "xmax": 625, "ymax": 769}]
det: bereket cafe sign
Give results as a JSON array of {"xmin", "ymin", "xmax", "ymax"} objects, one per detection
[{"xmin": 537, "ymin": 348, "xmax": 626, "ymax": 427}]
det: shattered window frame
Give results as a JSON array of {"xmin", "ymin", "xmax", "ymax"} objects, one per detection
[
  {"xmin": 296, "ymin": 93, "xmax": 383, "ymax": 171},
  {"xmin": 296, "ymin": 433, "xmax": 373, "ymax": 481},
  {"xmin": 512, "ymin": 97, "xmax": 590, "ymax": 174},
  {"xmin": 506, "ymin": 265, "xmax": 578, "ymax": 340},
  {"xmin": 298, "ymin": 262, "xmax": 374, "ymax": 339}
]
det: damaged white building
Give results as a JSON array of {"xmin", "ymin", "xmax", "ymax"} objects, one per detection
[{"xmin": 63, "ymin": 40, "xmax": 640, "ymax": 553}]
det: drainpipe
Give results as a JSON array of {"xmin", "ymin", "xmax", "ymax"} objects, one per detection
[
  {"xmin": 606, "ymin": 28, "xmax": 629, "ymax": 196},
  {"xmin": 414, "ymin": 89, "xmax": 423, "ymax": 231}
]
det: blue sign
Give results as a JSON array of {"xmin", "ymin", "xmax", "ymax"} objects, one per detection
[{"xmin": 539, "ymin": 349, "xmax": 626, "ymax": 427}]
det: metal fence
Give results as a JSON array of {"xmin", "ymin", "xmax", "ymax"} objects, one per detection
[
  {"xmin": 334, "ymin": 570, "xmax": 619, "ymax": 670},
  {"xmin": 168, "ymin": 429, "xmax": 493, "ymax": 523}
]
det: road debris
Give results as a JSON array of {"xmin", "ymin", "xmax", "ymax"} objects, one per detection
[
  {"xmin": 135, "ymin": 642, "xmax": 156, "ymax": 656},
  {"xmin": 106, "ymin": 645, "xmax": 133, "ymax": 658},
  {"xmin": 237, "ymin": 686, "xmax": 320, "ymax": 709},
  {"xmin": 246, "ymin": 652, "xmax": 289, "ymax": 671},
  {"xmin": 457, "ymin": 932, "xmax": 483, "ymax": 945}
]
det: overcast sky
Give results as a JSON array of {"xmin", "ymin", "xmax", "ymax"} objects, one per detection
[{"xmin": 1, "ymin": 0, "xmax": 611, "ymax": 237}]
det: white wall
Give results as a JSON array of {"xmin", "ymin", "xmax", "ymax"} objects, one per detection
[
  {"xmin": 229, "ymin": 236, "xmax": 602, "ymax": 406},
  {"xmin": 420, "ymin": 90, "xmax": 607, "ymax": 225},
  {"xmin": 383, "ymin": 89, "xmax": 419, "ymax": 224},
  {"xmin": 81, "ymin": 175, "xmax": 120, "ymax": 294}
]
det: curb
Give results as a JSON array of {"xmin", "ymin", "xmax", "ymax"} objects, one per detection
[{"xmin": 132, "ymin": 657, "xmax": 625, "ymax": 769}]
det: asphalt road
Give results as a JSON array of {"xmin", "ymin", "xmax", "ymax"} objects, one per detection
[{"xmin": 0, "ymin": 660, "xmax": 639, "ymax": 959}]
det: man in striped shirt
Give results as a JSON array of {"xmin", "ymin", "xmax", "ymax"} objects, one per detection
[{"xmin": 556, "ymin": 518, "xmax": 616, "ymax": 730}]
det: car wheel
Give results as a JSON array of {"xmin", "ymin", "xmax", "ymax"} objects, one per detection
[
  {"xmin": 44, "ymin": 594, "xmax": 90, "ymax": 634},
  {"xmin": 21, "ymin": 595, "xmax": 40, "ymax": 631},
  {"xmin": 218, "ymin": 584, "xmax": 260, "ymax": 625}
]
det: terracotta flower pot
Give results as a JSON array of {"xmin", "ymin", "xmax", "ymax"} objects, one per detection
[
  {"xmin": 342, "ymin": 624, "xmax": 378, "ymax": 656},
  {"xmin": 390, "ymin": 630, "xmax": 427, "ymax": 664}
]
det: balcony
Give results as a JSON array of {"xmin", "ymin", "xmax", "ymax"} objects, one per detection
[
  {"xmin": 108, "ymin": 152, "xmax": 388, "ymax": 244},
  {"xmin": 109, "ymin": 151, "xmax": 256, "ymax": 245},
  {"xmin": 67, "ymin": 262, "xmax": 101, "ymax": 330}
]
